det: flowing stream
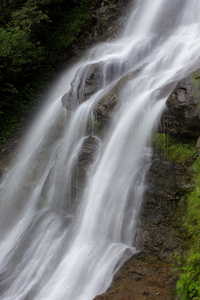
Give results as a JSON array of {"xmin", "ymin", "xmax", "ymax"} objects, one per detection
[{"xmin": 1, "ymin": 0, "xmax": 200, "ymax": 299}]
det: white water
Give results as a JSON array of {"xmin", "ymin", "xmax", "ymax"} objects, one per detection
[{"xmin": 1, "ymin": 0, "xmax": 200, "ymax": 299}]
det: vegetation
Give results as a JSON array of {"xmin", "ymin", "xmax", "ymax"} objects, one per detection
[
  {"xmin": 0, "ymin": 0, "xmax": 91, "ymax": 144},
  {"xmin": 175, "ymin": 157, "xmax": 200, "ymax": 299},
  {"xmin": 153, "ymin": 133, "xmax": 200, "ymax": 299},
  {"xmin": 152, "ymin": 133, "xmax": 197, "ymax": 166}
]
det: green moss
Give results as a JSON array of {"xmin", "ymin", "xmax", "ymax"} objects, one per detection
[
  {"xmin": 192, "ymin": 74, "xmax": 200, "ymax": 112},
  {"xmin": 152, "ymin": 133, "xmax": 197, "ymax": 166},
  {"xmin": 152, "ymin": 134, "xmax": 200, "ymax": 298},
  {"xmin": 0, "ymin": 0, "xmax": 92, "ymax": 146},
  {"xmin": 175, "ymin": 157, "xmax": 200, "ymax": 299},
  {"xmin": 87, "ymin": 116, "xmax": 103, "ymax": 135},
  {"xmin": 193, "ymin": 75, "xmax": 200, "ymax": 90},
  {"xmin": 52, "ymin": 0, "xmax": 91, "ymax": 56}
]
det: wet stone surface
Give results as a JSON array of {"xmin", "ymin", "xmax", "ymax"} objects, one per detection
[{"xmin": 93, "ymin": 252, "xmax": 178, "ymax": 300}]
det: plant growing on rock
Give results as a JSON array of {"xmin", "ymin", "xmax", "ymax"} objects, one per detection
[
  {"xmin": 175, "ymin": 157, "xmax": 200, "ymax": 299},
  {"xmin": 152, "ymin": 133, "xmax": 197, "ymax": 166}
]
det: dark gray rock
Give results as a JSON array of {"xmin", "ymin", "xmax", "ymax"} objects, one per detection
[
  {"xmin": 62, "ymin": 59, "xmax": 137, "ymax": 111},
  {"xmin": 86, "ymin": 0, "xmax": 134, "ymax": 42},
  {"xmin": 62, "ymin": 62, "xmax": 107, "ymax": 109},
  {"xmin": 136, "ymin": 157, "xmax": 194, "ymax": 261},
  {"xmin": 71, "ymin": 135, "xmax": 99, "ymax": 199},
  {"xmin": 94, "ymin": 252, "xmax": 178, "ymax": 300},
  {"xmin": 161, "ymin": 70, "xmax": 200, "ymax": 138}
]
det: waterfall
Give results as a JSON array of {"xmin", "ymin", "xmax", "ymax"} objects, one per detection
[{"xmin": 1, "ymin": 0, "xmax": 200, "ymax": 299}]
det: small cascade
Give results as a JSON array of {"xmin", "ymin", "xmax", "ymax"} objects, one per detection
[{"xmin": 0, "ymin": 1, "xmax": 200, "ymax": 300}]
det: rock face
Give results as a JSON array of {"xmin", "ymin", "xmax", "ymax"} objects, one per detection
[
  {"xmin": 62, "ymin": 64, "xmax": 141, "ymax": 127},
  {"xmin": 85, "ymin": 0, "xmax": 134, "ymax": 43},
  {"xmin": 161, "ymin": 70, "xmax": 200, "ymax": 138},
  {"xmin": 66, "ymin": 0, "xmax": 134, "ymax": 59},
  {"xmin": 62, "ymin": 62, "xmax": 106, "ymax": 109},
  {"xmin": 136, "ymin": 158, "xmax": 194, "ymax": 262},
  {"xmin": 93, "ymin": 72, "xmax": 200, "ymax": 298},
  {"xmin": 75, "ymin": 135, "xmax": 99, "ymax": 193},
  {"xmin": 71, "ymin": 135, "xmax": 99, "ymax": 201},
  {"xmin": 88, "ymin": 0, "xmax": 133, "ymax": 39},
  {"xmin": 93, "ymin": 72, "xmax": 139, "ymax": 124},
  {"xmin": 94, "ymin": 252, "xmax": 178, "ymax": 300},
  {"xmin": 62, "ymin": 61, "xmax": 139, "ymax": 113}
]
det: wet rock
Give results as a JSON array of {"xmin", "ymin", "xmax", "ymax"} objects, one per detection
[
  {"xmin": 62, "ymin": 58, "xmax": 137, "ymax": 111},
  {"xmin": 62, "ymin": 61, "xmax": 108, "ymax": 109},
  {"xmin": 93, "ymin": 89, "xmax": 119, "ymax": 124},
  {"xmin": 62, "ymin": 64, "xmax": 141, "ymax": 128},
  {"xmin": 136, "ymin": 157, "xmax": 194, "ymax": 261},
  {"xmin": 71, "ymin": 135, "xmax": 99, "ymax": 198},
  {"xmin": 86, "ymin": 0, "xmax": 134, "ymax": 42},
  {"xmin": 161, "ymin": 70, "xmax": 200, "ymax": 138},
  {"xmin": 92, "ymin": 68, "xmax": 142, "ymax": 124},
  {"xmin": 93, "ymin": 252, "xmax": 178, "ymax": 300}
]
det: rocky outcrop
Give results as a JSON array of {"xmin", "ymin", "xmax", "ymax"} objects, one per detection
[
  {"xmin": 62, "ymin": 61, "xmax": 138, "ymax": 111},
  {"xmin": 94, "ymin": 252, "xmax": 178, "ymax": 300},
  {"xmin": 161, "ymin": 70, "xmax": 200, "ymax": 138},
  {"xmin": 93, "ymin": 151, "xmax": 194, "ymax": 300},
  {"xmin": 93, "ymin": 71, "xmax": 140, "ymax": 124},
  {"xmin": 62, "ymin": 62, "xmax": 106, "ymax": 109},
  {"xmin": 62, "ymin": 65, "xmax": 141, "ymax": 126},
  {"xmin": 136, "ymin": 157, "xmax": 194, "ymax": 262},
  {"xmin": 71, "ymin": 135, "xmax": 99, "ymax": 200},
  {"xmin": 76, "ymin": 135, "xmax": 99, "ymax": 192}
]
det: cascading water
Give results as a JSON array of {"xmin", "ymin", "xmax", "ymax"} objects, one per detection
[{"xmin": 1, "ymin": 0, "xmax": 200, "ymax": 299}]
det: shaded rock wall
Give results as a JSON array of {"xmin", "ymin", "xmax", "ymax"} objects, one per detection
[
  {"xmin": 161, "ymin": 70, "xmax": 200, "ymax": 139},
  {"xmin": 136, "ymin": 158, "xmax": 194, "ymax": 262},
  {"xmin": 72, "ymin": 135, "xmax": 99, "ymax": 198},
  {"xmin": 94, "ymin": 252, "xmax": 178, "ymax": 300},
  {"xmin": 135, "ymin": 71, "xmax": 200, "ymax": 261},
  {"xmin": 69, "ymin": 0, "xmax": 134, "ymax": 58}
]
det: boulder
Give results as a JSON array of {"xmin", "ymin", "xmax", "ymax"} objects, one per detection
[
  {"xmin": 62, "ymin": 58, "xmax": 137, "ymax": 111},
  {"xmin": 62, "ymin": 64, "xmax": 141, "ymax": 130}
]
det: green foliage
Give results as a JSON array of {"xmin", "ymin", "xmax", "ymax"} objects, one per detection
[
  {"xmin": 152, "ymin": 133, "xmax": 200, "ymax": 299},
  {"xmin": 192, "ymin": 74, "xmax": 200, "ymax": 112},
  {"xmin": 152, "ymin": 133, "xmax": 197, "ymax": 165},
  {"xmin": 47, "ymin": 0, "xmax": 91, "ymax": 61},
  {"xmin": 176, "ymin": 248, "xmax": 200, "ymax": 299},
  {"xmin": 0, "ymin": 0, "xmax": 92, "ymax": 144},
  {"xmin": 175, "ymin": 157, "xmax": 200, "ymax": 299},
  {"xmin": 0, "ymin": 24, "xmax": 49, "ymax": 143},
  {"xmin": 57, "ymin": 2, "xmax": 90, "ymax": 50},
  {"xmin": 11, "ymin": 4, "xmax": 51, "ymax": 36}
]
